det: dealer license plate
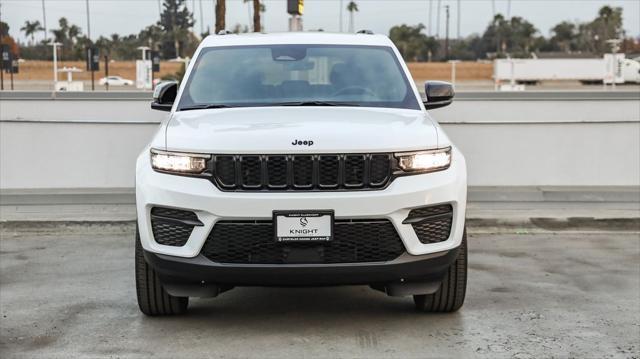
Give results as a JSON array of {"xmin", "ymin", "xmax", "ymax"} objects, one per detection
[{"xmin": 274, "ymin": 210, "xmax": 334, "ymax": 242}]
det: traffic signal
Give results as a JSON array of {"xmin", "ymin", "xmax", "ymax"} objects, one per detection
[
  {"xmin": 86, "ymin": 47, "xmax": 100, "ymax": 71},
  {"xmin": 1, "ymin": 44, "xmax": 10, "ymax": 70},
  {"xmin": 151, "ymin": 51, "xmax": 161, "ymax": 73},
  {"xmin": 10, "ymin": 56, "xmax": 19, "ymax": 74},
  {"xmin": 287, "ymin": 0, "xmax": 304, "ymax": 15}
]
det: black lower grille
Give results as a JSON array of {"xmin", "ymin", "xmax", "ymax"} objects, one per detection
[
  {"xmin": 201, "ymin": 219, "xmax": 405, "ymax": 264},
  {"xmin": 212, "ymin": 153, "xmax": 393, "ymax": 191},
  {"xmin": 406, "ymin": 204, "xmax": 453, "ymax": 244},
  {"xmin": 150, "ymin": 207, "xmax": 201, "ymax": 247}
]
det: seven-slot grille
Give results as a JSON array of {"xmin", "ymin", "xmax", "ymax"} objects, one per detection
[{"xmin": 211, "ymin": 154, "xmax": 392, "ymax": 191}]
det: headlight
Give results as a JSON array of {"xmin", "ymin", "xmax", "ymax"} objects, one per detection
[
  {"xmin": 150, "ymin": 149, "xmax": 210, "ymax": 174},
  {"xmin": 395, "ymin": 147, "xmax": 451, "ymax": 173}
]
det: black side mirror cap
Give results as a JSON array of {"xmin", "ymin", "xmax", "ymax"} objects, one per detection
[
  {"xmin": 151, "ymin": 81, "xmax": 178, "ymax": 112},
  {"xmin": 423, "ymin": 81, "xmax": 454, "ymax": 110}
]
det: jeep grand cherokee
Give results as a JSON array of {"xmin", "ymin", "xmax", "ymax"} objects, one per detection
[{"xmin": 135, "ymin": 31, "xmax": 467, "ymax": 315}]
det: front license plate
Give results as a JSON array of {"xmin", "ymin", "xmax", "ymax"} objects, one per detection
[{"xmin": 274, "ymin": 210, "xmax": 334, "ymax": 242}]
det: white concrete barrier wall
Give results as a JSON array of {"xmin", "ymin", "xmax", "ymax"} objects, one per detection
[{"xmin": 1, "ymin": 92, "xmax": 639, "ymax": 190}]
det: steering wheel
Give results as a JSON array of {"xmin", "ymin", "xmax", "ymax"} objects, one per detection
[{"xmin": 332, "ymin": 86, "xmax": 377, "ymax": 98}]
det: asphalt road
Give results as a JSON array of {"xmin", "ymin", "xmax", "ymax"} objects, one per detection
[{"xmin": 0, "ymin": 230, "xmax": 638, "ymax": 358}]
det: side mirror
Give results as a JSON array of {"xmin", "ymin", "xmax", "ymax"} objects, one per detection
[
  {"xmin": 151, "ymin": 81, "xmax": 178, "ymax": 111},
  {"xmin": 423, "ymin": 81, "xmax": 454, "ymax": 110}
]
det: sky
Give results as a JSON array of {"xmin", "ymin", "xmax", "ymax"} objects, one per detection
[{"xmin": 2, "ymin": 0, "xmax": 639, "ymax": 44}]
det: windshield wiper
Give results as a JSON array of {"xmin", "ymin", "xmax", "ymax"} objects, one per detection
[
  {"xmin": 179, "ymin": 104, "xmax": 234, "ymax": 111},
  {"xmin": 271, "ymin": 101, "xmax": 361, "ymax": 107}
]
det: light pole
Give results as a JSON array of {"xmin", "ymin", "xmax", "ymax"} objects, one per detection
[
  {"xmin": 436, "ymin": 0, "xmax": 441, "ymax": 38},
  {"xmin": 428, "ymin": 0, "xmax": 432, "ymax": 36},
  {"xmin": 444, "ymin": 5, "xmax": 450, "ymax": 60},
  {"xmin": 448, "ymin": 60, "xmax": 460, "ymax": 87},
  {"xmin": 137, "ymin": 46, "xmax": 151, "ymax": 89},
  {"xmin": 339, "ymin": 0, "xmax": 343, "ymax": 32},
  {"xmin": 51, "ymin": 42, "xmax": 62, "ymax": 90},
  {"xmin": 606, "ymin": 39, "xmax": 622, "ymax": 90},
  {"xmin": 457, "ymin": 0, "xmax": 460, "ymax": 39},
  {"xmin": 86, "ymin": 0, "xmax": 95, "ymax": 90},
  {"xmin": 42, "ymin": 0, "xmax": 48, "ymax": 42},
  {"xmin": 199, "ymin": 0, "xmax": 204, "ymax": 35},
  {"xmin": 85, "ymin": 0, "xmax": 91, "ymax": 40}
]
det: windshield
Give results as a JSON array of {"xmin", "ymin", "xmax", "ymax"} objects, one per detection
[{"xmin": 178, "ymin": 45, "xmax": 420, "ymax": 110}]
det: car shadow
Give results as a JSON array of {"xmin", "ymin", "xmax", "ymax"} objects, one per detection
[{"xmin": 140, "ymin": 286, "xmax": 465, "ymax": 333}]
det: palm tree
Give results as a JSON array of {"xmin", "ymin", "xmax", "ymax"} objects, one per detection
[
  {"xmin": 259, "ymin": 1, "xmax": 266, "ymax": 31},
  {"xmin": 215, "ymin": 0, "xmax": 226, "ymax": 33},
  {"xmin": 68, "ymin": 24, "xmax": 82, "ymax": 44},
  {"xmin": 253, "ymin": 0, "xmax": 262, "ymax": 32},
  {"xmin": 242, "ymin": 0, "xmax": 261, "ymax": 32},
  {"xmin": 20, "ymin": 20, "xmax": 44, "ymax": 45},
  {"xmin": 347, "ymin": 1, "xmax": 358, "ymax": 33}
]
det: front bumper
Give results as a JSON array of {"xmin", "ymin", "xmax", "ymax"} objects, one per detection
[
  {"xmin": 135, "ymin": 147, "xmax": 467, "ymax": 259},
  {"xmin": 145, "ymin": 247, "xmax": 458, "ymax": 288}
]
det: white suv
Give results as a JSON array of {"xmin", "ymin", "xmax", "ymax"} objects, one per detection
[{"xmin": 135, "ymin": 32, "xmax": 467, "ymax": 315}]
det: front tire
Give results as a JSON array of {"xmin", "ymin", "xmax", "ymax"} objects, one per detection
[
  {"xmin": 413, "ymin": 229, "xmax": 467, "ymax": 313},
  {"xmin": 135, "ymin": 227, "xmax": 188, "ymax": 316}
]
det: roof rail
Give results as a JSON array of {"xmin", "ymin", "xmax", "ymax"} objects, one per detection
[
  {"xmin": 356, "ymin": 29, "xmax": 374, "ymax": 35},
  {"xmin": 217, "ymin": 30, "xmax": 233, "ymax": 35}
]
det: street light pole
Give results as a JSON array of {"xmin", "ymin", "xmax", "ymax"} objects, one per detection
[
  {"xmin": 436, "ymin": 0, "xmax": 441, "ymax": 38},
  {"xmin": 457, "ymin": 0, "xmax": 461, "ymax": 39},
  {"xmin": 339, "ymin": 0, "xmax": 343, "ymax": 32},
  {"xmin": 444, "ymin": 5, "xmax": 450, "ymax": 60},
  {"xmin": 86, "ymin": 0, "xmax": 95, "ymax": 90},
  {"xmin": 199, "ymin": 0, "xmax": 204, "ymax": 35},
  {"xmin": 42, "ymin": 0, "xmax": 48, "ymax": 42},
  {"xmin": 51, "ymin": 42, "xmax": 61, "ymax": 91},
  {"xmin": 428, "ymin": 0, "xmax": 432, "ymax": 36},
  {"xmin": 85, "ymin": 0, "xmax": 91, "ymax": 40}
]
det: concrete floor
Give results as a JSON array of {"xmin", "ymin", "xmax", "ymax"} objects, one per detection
[{"xmin": 0, "ymin": 231, "xmax": 638, "ymax": 358}]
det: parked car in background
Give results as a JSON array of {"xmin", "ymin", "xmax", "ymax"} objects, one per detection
[{"xmin": 99, "ymin": 76, "xmax": 134, "ymax": 86}]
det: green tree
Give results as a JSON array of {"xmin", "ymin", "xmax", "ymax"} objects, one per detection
[
  {"xmin": 51, "ymin": 17, "xmax": 82, "ymax": 60},
  {"xmin": 20, "ymin": 20, "xmax": 44, "ymax": 45},
  {"xmin": 347, "ymin": 1, "xmax": 358, "ymax": 33},
  {"xmin": 482, "ymin": 14, "xmax": 510, "ymax": 56},
  {"xmin": 550, "ymin": 21, "xmax": 576, "ymax": 52},
  {"xmin": 479, "ymin": 14, "xmax": 538, "ymax": 57},
  {"xmin": 51, "ymin": 17, "xmax": 69, "ymax": 44},
  {"xmin": 389, "ymin": 24, "xmax": 438, "ymax": 61},
  {"xmin": 0, "ymin": 21, "xmax": 20, "ymax": 58},
  {"xmin": 158, "ymin": 0, "xmax": 194, "ymax": 59},
  {"xmin": 510, "ymin": 17, "xmax": 538, "ymax": 54},
  {"xmin": 139, "ymin": 24, "xmax": 164, "ymax": 49},
  {"xmin": 582, "ymin": 6, "xmax": 623, "ymax": 54}
]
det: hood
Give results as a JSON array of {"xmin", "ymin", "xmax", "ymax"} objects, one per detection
[{"xmin": 165, "ymin": 107, "xmax": 439, "ymax": 154}]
